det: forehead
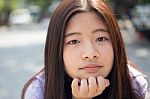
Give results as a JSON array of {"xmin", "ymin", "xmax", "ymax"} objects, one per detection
[
  {"xmin": 67, "ymin": 11, "xmax": 104, "ymax": 24},
  {"xmin": 65, "ymin": 12, "xmax": 107, "ymax": 33}
]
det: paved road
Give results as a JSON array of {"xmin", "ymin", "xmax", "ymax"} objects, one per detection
[
  {"xmin": 0, "ymin": 27, "xmax": 46, "ymax": 99},
  {"xmin": 0, "ymin": 26, "xmax": 149, "ymax": 99},
  {"xmin": 126, "ymin": 40, "xmax": 150, "ymax": 79}
]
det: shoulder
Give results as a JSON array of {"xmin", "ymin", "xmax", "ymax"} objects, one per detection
[
  {"xmin": 128, "ymin": 65, "xmax": 149, "ymax": 97},
  {"xmin": 22, "ymin": 69, "xmax": 45, "ymax": 99}
]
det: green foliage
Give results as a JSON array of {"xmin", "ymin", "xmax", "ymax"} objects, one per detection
[
  {"xmin": 9, "ymin": 0, "xmax": 19, "ymax": 10},
  {"xmin": 0, "ymin": 0, "xmax": 19, "ymax": 11},
  {"xmin": 0, "ymin": 0, "xmax": 52, "ymax": 11},
  {"xmin": 143, "ymin": 0, "xmax": 150, "ymax": 3},
  {"xmin": 0, "ymin": 0, "xmax": 4, "ymax": 9}
]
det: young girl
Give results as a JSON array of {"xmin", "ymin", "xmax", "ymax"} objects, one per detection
[{"xmin": 22, "ymin": 0, "xmax": 148, "ymax": 99}]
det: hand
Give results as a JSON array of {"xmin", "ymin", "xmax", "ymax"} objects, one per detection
[{"xmin": 71, "ymin": 76, "xmax": 110, "ymax": 99}]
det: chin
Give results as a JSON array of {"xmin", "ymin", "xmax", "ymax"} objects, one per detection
[{"xmin": 78, "ymin": 73, "xmax": 104, "ymax": 79}]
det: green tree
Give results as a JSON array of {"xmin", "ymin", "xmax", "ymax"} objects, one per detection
[
  {"xmin": 0, "ymin": 0, "xmax": 19, "ymax": 25},
  {"xmin": 0, "ymin": 0, "xmax": 4, "ymax": 10}
]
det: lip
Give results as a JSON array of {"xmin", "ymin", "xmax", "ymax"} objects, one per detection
[{"xmin": 80, "ymin": 64, "xmax": 103, "ymax": 73}]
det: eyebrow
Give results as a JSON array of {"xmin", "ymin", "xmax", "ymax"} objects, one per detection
[
  {"xmin": 65, "ymin": 28, "xmax": 108, "ymax": 37},
  {"xmin": 65, "ymin": 32, "xmax": 81, "ymax": 37},
  {"xmin": 93, "ymin": 28, "xmax": 108, "ymax": 33}
]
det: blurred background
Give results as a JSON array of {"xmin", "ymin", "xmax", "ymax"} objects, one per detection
[{"xmin": 0, "ymin": 0, "xmax": 149, "ymax": 99}]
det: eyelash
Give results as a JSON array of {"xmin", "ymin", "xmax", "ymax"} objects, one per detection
[
  {"xmin": 66, "ymin": 37, "xmax": 108, "ymax": 45},
  {"xmin": 96, "ymin": 37, "xmax": 108, "ymax": 42},
  {"xmin": 67, "ymin": 40, "xmax": 80, "ymax": 45}
]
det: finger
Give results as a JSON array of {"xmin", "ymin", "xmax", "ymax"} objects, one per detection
[
  {"xmin": 80, "ymin": 79, "xmax": 88, "ymax": 95},
  {"xmin": 88, "ymin": 76, "xmax": 97, "ymax": 96},
  {"xmin": 71, "ymin": 78, "xmax": 80, "ymax": 96},
  {"xmin": 96, "ymin": 76, "xmax": 106, "ymax": 94},
  {"xmin": 104, "ymin": 79, "xmax": 110, "ymax": 87}
]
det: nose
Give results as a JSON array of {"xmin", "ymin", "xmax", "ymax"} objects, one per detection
[{"xmin": 82, "ymin": 44, "xmax": 100, "ymax": 61}]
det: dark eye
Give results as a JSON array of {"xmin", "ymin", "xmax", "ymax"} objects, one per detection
[
  {"xmin": 96, "ymin": 37, "xmax": 107, "ymax": 42},
  {"xmin": 68, "ymin": 40, "xmax": 80, "ymax": 45}
]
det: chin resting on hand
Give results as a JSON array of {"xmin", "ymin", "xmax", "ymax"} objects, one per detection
[{"xmin": 71, "ymin": 76, "xmax": 110, "ymax": 99}]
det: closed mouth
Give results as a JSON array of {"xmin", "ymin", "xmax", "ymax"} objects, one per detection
[{"xmin": 79, "ymin": 64, "xmax": 103, "ymax": 73}]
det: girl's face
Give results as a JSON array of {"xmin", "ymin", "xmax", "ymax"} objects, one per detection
[{"xmin": 63, "ymin": 12, "xmax": 114, "ymax": 79}]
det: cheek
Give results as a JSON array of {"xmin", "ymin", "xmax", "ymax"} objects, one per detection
[
  {"xmin": 101, "ymin": 45, "xmax": 114, "ymax": 62},
  {"xmin": 63, "ymin": 47, "xmax": 80, "ymax": 69},
  {"xmin": 107, "ymin": 47, "xmax": 114, "ymax": 63},
  {"xmin": 107, "ymin": 47, "xmax": 114, "ymax": 73},
  {"xmin": 101, "ymin": 45, "xmax": 114, "ymax": 75},
  {"xmin": 63, "ymin": 48, "xmax": 81, "ymax": 78}
]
